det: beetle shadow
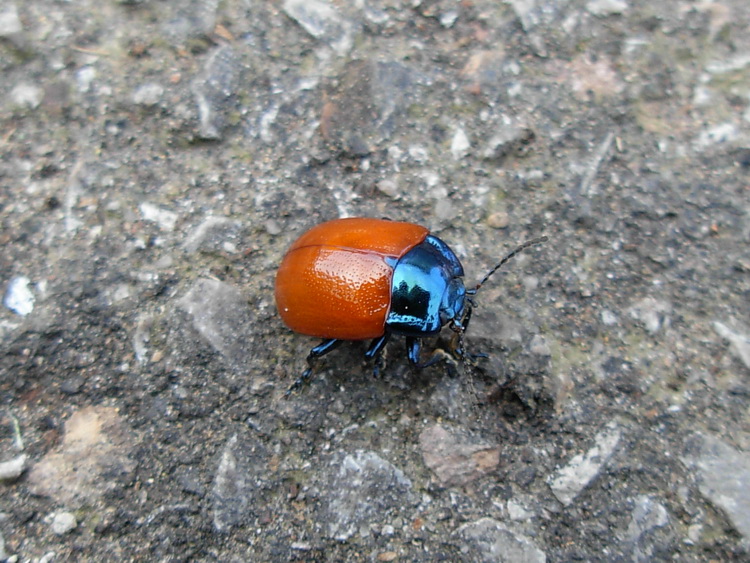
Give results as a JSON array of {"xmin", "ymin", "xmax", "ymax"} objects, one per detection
[
  {"xmin": 286, "ymin": 331, "xmax": 553, "ymax": 426},
  {"xmin": 297, "ymin": 337, "xmax": 441, "ymax": 397}
]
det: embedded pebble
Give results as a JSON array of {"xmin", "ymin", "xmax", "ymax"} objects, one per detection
[
  {"xmin": 601, "ymin": 309, "xmax": 619, "ymax": 326},
  {"xmin": 322, "ymin": 450, "xmax": 415, "ymax": 541},
  {"xmin": 420, "ymin": 424, "xmax": 500, "ymax": 486},
  {"xmin": 682, "ymin": 433, "xmax": 750, "ymax": 545},
  {"xmin": 587, "ymin": 0, "xmax": 628, "ymax": 16},
  {"xmin": 212, "ymin": 433, "xmax": 269, "ymax": 532},
  {"xmin": 160, "ymin": 0, "xmax": 219, "ymax": 43},
  {"xmin": 182, "ymin": 216, "xmax": 244, "ymax": 254},
  {"xmin": 548, "ymin": 420, "xmax": 622, "ymax": 506},
  {"xmin": 529, "ymin": 334, "xmax": 551, "ymax": 356},
  {"xmin": 481, "ymin": 118, "xmax": 535, "ymax": 161},
  {"xmin": 3, "ymin": 276, "xmax": 34, "ymax": 316},
  {"xmin": 10, "ymin": 83, "xmax": 43, "ymax": 109},
  {"xmin": 27, "ymin": 406, "xmax": 137, "ymax": 506},
  {"xmin": 177, "ymin": 278, "xmax": 258, "ymax": 371},
  {"xmin": 0, "ymin": 4, "xmax": 22, "ymax": 36},
  {"xmin": 50, "ymin": 511, "xmax": 77, "ymax": 535},
  {"xmin": 487, "ymin": 211, "xmax": 510, "ymax": 229},
  {"xmin": 625, "ymin": 495, "xmax": 669, "ymax": 543},
  {"xmin": 0, "ymin": 454, "xmax": 27, "ymax": 481},
  {"xmin": 628, "ymin": 297, "xmax": 671, "ymax": 334},
  {"xmin": 139, "ymin": 202, "xmax": 178, "ymax": 231},
  {"xmin": 439, "ymin": 10, "xmax": 459, "ymax": 28},
  {"xmin": 456, "ymin": 518, "xmax": 546, "ymax": 562},
  {"xmin": 133, "ymin": 83, "xmax": 165, "ymax": 106},
  {"xmin": 713, "ymin": 321, "xmax": 750, "ymax": 370},
  {"xmin": 192, "ymin": 46, "xmax": 241, "ymax": 140},
  {"xmin": 451, "ymin": 127, "xmax": 471, "ymax": 159},
  {"xmin": 75, "ymin": 67, "xmax": 97, "ymax": 94},
  {"xmin": 282, "ymin": 0, "xmax": 354, "ymax": 54}
]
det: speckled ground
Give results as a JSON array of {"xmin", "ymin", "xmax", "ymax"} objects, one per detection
[{"xmin": 1, "ymin": 0, "xmax": 750, "ymax": 560}]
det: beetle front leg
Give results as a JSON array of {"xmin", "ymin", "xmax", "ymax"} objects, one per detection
[
  {"xmin": 286, "ymin": 338, "xmax": 342, "ymax": 395},
  {"xmin": 458, "ymin": 303, "xmax": 474, "ymax": 333},
  {"xmin": 406, "ymin": 337, "xmax": 443, "ymax": 368},
  {"xmin": 407, "ymin": 336, "xmax": 462, "ymax": 376},
  {"xmin": 406, "ymin": 337, "xmax": 421, "ymax": 366}
]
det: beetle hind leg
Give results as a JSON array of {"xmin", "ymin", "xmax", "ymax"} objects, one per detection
[{"xmin": 286, "ymin": 338, "xmax": 342, "ymax": 395}]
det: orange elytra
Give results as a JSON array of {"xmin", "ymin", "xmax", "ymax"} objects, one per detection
[{"xmin": 275, "ymin": 217, "xmax": 429, "ymax": 340}]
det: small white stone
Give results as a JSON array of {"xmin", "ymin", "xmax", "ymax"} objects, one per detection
[
  {"xmin": 139, "ymin": 202, "xmax": 178, "ymax": 231},
  {"xmin": 133, "ymin": 83, "xmax": 165, "ymax": 106},
  {"xmin": 0, "ymin": 4, "xmax": 22, "ymax": 36},
  {"xmin": 694, "ymin": 122, "xmax": 739, "ymax": 150},
  {"xmin": 439, "ymin": 10, "xmax": 458, "ymax": 28},
  {"xmin": 601, "ymin": 309, "xmax": 618, "ymax": 326},
  {"xmin": 587, "ymin": 0, "xmax": 628, "ymax": 16},
  {"xmin": 76, "ymin": 66, "xmax": 97, "ymax": 94},
  {"xmin": 548, "ymin": 421, "xmax": 622, "ymax": 505},
  {"xmin": 713, "ymin": 321, "xmax": 750, "ymax": 370},
  {"xmin": 50, "ymin": 511, "xmax": 77, "ymax": 535},
  {"xmin": 529, "ymin": 334, "xmax": 551, "ymax": 356},
  {"xmin": 0, "ymin": 454, "xmax": 27, "ymax": 480},
  {"xmin": 451, "ymin": 128, "xmax": 471, "ymax": 159},
  {"xmin": 10, "ymin": 83, "xmax": 43, "ymax": 109},
  {"xmin": 507, "ymin": 498, "xmax": 533, "ymax": 521},
  {"xmin": 4, "ymin": 276, "xmax": 35, "ymax": 316}
]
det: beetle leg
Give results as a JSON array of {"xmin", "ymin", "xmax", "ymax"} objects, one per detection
[
  {"xmin": 407, "ymin": 337, "xmax": 444, "ymax": 368},
  {"xmin": 406, "ymin": 337, "xmax": 421, "ymax": 365},
  {"xmin": 460, "ymin": 305, "xmax": 473, "ymax": 333},
  {"xmin": 409, "ymin": 338, "xmax": 459, "ymax": 377},
  {"xmin": 286, "ymin": 338, "xmax": 342, "ymax": 395},
  {"xmin": 452, "ymin": 330, "xmax": 487, "ymax": 365},
  {"xmin": 365, "ymin": 334, "xmax": 390, "ymax": 378},
  {"xmin": 408, "ymin": 337, "xmax": 462, "ymax": 376},
  {"xmin": 365, "ymin": 334, "xmax": 389, "ymax": 360},
  {"xmin": 448, "ymin": 305, "xmax": 483, "ymax": 361}
]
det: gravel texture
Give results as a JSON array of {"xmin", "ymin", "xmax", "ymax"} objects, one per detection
[{"xmin": 1, "ymin": 0, "xmax": 750, "ymax": 560}]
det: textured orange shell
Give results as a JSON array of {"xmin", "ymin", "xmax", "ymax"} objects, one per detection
[{"xmin": 275, "ymin": 218, "xmax": 429, "ymax": 340}]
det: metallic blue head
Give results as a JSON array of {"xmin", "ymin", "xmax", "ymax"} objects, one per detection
[{"xmin": 385, "ymin": 235, "xmax": 467, "ymax": 336}]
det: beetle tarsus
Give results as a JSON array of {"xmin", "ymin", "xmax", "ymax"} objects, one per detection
[
  {"xmin": 405, "ymin": 337, "xmax": 422, "ymax": 365},
  {"xmin": 285, "ymin": 367, "xmax": 314, "ymax": 397},
  {"xmin": 415, "ymin": 347, "xmax": 459, "ymax": 375},
  {"xmin": 285, "ymin": 338, "xmax": 342, "ymax": 395},
  {"xmin": 371, "ymin": 353, "xmax": 385, "ymax": 378}
]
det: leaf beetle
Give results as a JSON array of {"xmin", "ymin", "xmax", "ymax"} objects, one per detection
[{"xmin": 274, "ymin": 217, "xmax": 545, "ymax": 392}]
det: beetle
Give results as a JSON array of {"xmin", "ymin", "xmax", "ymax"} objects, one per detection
[{"xmin": 274, "ymin": 217, "xmax": 545, "ymax": 392}]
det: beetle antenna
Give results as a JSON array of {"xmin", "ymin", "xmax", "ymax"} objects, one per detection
[{"xmin": 471, "ymin": 236, "xmax": 547, "ymax": 293}]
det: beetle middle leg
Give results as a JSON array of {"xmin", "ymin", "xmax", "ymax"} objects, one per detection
[
  {"xmin": 365, "ymin": 334, "xmax": 390, "ymax": 377},
  {"xmin": 286, "ymin": 338, "xmax": 343, "ymax": 395}
]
